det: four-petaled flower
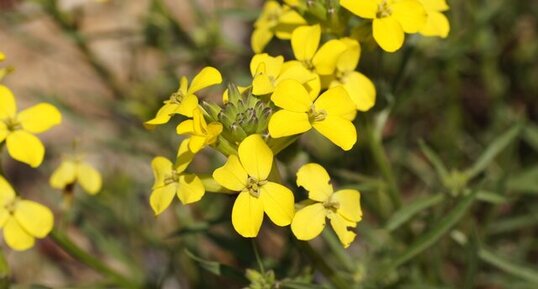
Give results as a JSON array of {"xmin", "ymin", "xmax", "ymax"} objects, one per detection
[
  {"xmin": 340, "ymin": 0, "xmax": 427, "ymax": 52},
  {"xmin": 0, "ymin": 85, "xmax": 62, "ymax": 168},
  {"xmin": 176, "ymin": 107, "xmax": 223, "ymax": 153},
  {"xmin": 0, "ymin": 176, "xmax": 54, "ymax": 251},
  {"xmin": 291, "ymin": 163, "xmax": 362, "ymax": 248},
  {"xmin": 50, "ymin": 156, "xmax": 103, "ymax": 195},
  {"xmin": 149, "ymin": 140, "xmax": 204, "ymax": 215},
  {"xmin": 213, "ymin": 134, "xmax": 295, "ymax": 237},
  {"xmin": 268, "ymin": 80, "xmax": 357, "ymax": 151},
  {"xmin": 145, "ymin": 67, "xmax": 222, "ymax": 126}
]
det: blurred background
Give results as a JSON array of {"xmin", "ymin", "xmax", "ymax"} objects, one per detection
[{"xmin": 0, "ymin": 0, "xmax": 537, "ymax": 288}]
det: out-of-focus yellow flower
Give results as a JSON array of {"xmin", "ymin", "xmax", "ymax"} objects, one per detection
[
  {"xmin": 0, "ymin": 52, "xmax": 5, "ymax": 62},
  {"xmin": 268, "ymin": 80, "xmax": 357, "ymax": 151},
  {"xmin": 329, "ymin": 38, "xmax": 376, "ymax": 111},
  {"xmin": 145, "ymin": 67, "xmax": 222, "ymax": 127},
  {"xmin": 418, "ymin": 0, "xmax": 450, "ymax": 38},
  {"xmin": 340, "ymin": 0, "xmax": 427, "ymax": 52},
  {"xmin": 50, "ymin": 156, "xmax": 102, "ymax": 195},
  {"xmin": 0, "ymin": 176, "xmax": 54, "ymax": 251},
  {"xmin": 250, "ymin": 53, "xmax": 314, "ymax": 95},
  {"xmin": 252, "ymin": 1, "xmax": 306, "ymax": 53},
  {"xmin": 149, "ymin": 140, "xmax": 204, "ymax": 215},
  {"xmin": 291, "ymin": 163, "xmax": 362, "ymax": 248},
  {"xmin": 212, "ymin": 134, "xmax": 295, "ymax": 237},
  {"xmin": 0, "ymin": 85, "xmax": 62, "ymax": 168},
  {"xmin": 176, "ymin": 107, "xmax": 223, "ymax": 153}
]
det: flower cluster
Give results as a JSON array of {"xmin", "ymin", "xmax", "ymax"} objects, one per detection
[{"xmin": 147, "ymin": 0, "xmax": 450, "ymax": 247}]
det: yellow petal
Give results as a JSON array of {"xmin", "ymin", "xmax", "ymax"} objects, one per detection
[
  {"xmin": 0, "ymin": 85, "xmax": 16, "ymax": 119},
  {"xmin": 251, "ymin": 28, "xmax": 274, "ymax": 53},
  {"xmin": 238, "ymin": 134, "xmax": 273, "ymax": 180},
  {"xmin": 250, "ymin": 54, "xmax": 283, "ymax": 79},
  {"xmin": 336, "ymin": 38, "xmax": 361, "ymax": 73},
  {"xmin": 0, "ymin": 176, "xmax": 15, "ymax": 205},
  {"xmin": 175, "ymin": 94, "xmax": 199, "ymax": 118},
  {"xmin": 0, "ymin": 122, "xmax": 7, "ymax": 142},
  {"xmin": 268, "ymin": 110, "xmax": 311, "ymax": 138},
  {"xmin": 296, "ymin": 163, "xmax": 333, "ymax": 202},
  {"xmin": 340, "ymin": 0, "xmax": 378, "ymax": 19},
  {"xmin": 150, "ymin": 184, "xmax": 176, "ymax": 215},
  {"xmin": 260, "ymin": 181, "xmax": 295, "ymax": 226},
  {"xmin": 145, "ymin": 103, "xmax": 180, "ymax": 126},
  {"xmin": 6, "ymin": 130, "xmax": 45, "ymax": 168},
  {"xmin": 420, "ymin": 0, "xmax": 449, "ymax": 12},
  {"xmin": 313, "ymin": 116, "xmax": 357, "ymax": 151},
  {"xmin": 373, "ymin": 17, "xmax": 405, "ymax": 53},
  {"xmin": 188, "ymin": 66, "xmax": 222, "ymax": 94},
  {"xmin": 312, "ymin": 39, "xmax": 347, "ymax": 75},
  {"xmin": 77, "ymin": 163, "xmax": 102, "ymax": 195},
  {"xmin": 0, "ymin": 52, "xmax": 4, "ymax": 61},
  {"xmin": 18, "ymin": 103, "xmax": 62, "ymax": 134},
  {"xmin": 277, "ymin": 61, "xmax": 316, "ymax": 84},
  {"xmin": 0, "ymin": 210, "xmax": 8, "ymax": 228},
  {"xmin": 291, "ymin": 203, "xmax": 327, "ymax": 240},
  {"xmin": 274, "ymin": 9, "xmax": 306, "ymax": 39},
  {"xmin": 212, "ymin": 155, "xmax": 248, "ymax": 191},
  {"xmin": 151, "ymin": 156, "xmax": 173, "ymax": 189},
  {"xmin": 391, "ymin": 0, "xmax": 427, "ymax": 33},
  {"xmin": 332, "ymin": 189, "xmax": 362, "ymax": 222},
  {"xmin": 271, "ymin": 79, "xmax": 312, "ymax": 112},
  {"xmin": 232, "ymin": 191, "xmax": 264, "ymax": 237},
  {"xmin": 14, "ymin": 200, "xmax": 54, "ymax": 238},
  {"xmin": 252, "ymin": 71, "xmax": 276, "ymax": 95},
  {"xmin": 206, "ymin": 122, "xmax": 222, "ymax": 144},
  {"xmin": 176, "ymin": 119, "xmax": 194, "ymax": 135},
  {"xmin": 176, "ymin": 138, "xmax": 194, "ymax": 172},
  {"xmin": 3, "ymin": 217, "xmax": 35, "ymax": 251},
  {"xmin": 305, "ymin": 74, "xmax": 321, "ymax": 100},
  {"xmin": 340, "ymin": 71, "xmax": 376, "ymax": 111},
  {"xmin": 291, "ymin": 25, "xmax": 320, "ymax": 62},
  {"xmin": 177, "ymin": 174, "xmax": 205, "ymax": 204},
  {"xmin": 50, "ymin": 160, "xmax": 77, "ymax": 190},
  {"xmin": 419, "ymin": 11, "xmax": 449, "ymax": 38},
  {"xmin": 328, "ymin": 213, "xmax": 357, "ymax": 248},
  {"xmin": 314, "ymin": 86, "xmax": 357, "ymax": 120},
  {"xmin": 189, "ymin": 136, "xmax": 206, "ymax": 153}
]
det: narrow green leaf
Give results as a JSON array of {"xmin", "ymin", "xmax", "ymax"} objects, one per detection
[
  {"xmin": 465, "ymin": 124, "xmax": 522, "ymax": 179},
  {"xmin": 486, "ymin": 214, "xmax": 538, "ymax": 235},
  {"xmin": 386, "ymin": 190, "xmax": 477, "ymax": 270},
  {"xmin": 522, "ymin": 123, "xmax": 538, "ymax": 151},
  {"xmin": 506, "ymin": 166, "xmax": 538, "ymax": 195},
  {"xmin": 479, "ymin": 247, "xmax": 538, "ymax": 283},
  {"xmin": 184, "ymin": 249, "xmax": 247, "ymax": 283},
  {"xmin": 418, "ymin": 140, "xmax": 449, "ymax": 181},
  {"xmin": 385, "ymin": 194, "xmax": 446, "ymax": 231},
  {"xmin": 476, "ymin": 190, "xmax": 508, "ymax": 204}
]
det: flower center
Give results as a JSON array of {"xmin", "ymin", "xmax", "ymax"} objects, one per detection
[
  {"xmin": 169, "ymin": 91, "xmax": 185, "ymax": 104},
  {"xmin": 4, "ymin": 197, "xmax": 19, "ymax": 215},
  {"xmin": 164, "ymin": 171, "xmax": 180, "ymax": 185},
  {"xmin": 246, "ymin": 176, "xmax": 267, "ymax": 198},
  {"xmin": 323, "ymin": 199, "xmax": 340, "ymax": 213},
  {"xmin": 308, "ymin": 105, "xmax": 327, "ymax": 122},
  {"xmin": 4, "ymin": 117, "xmax": 22, "ymax": 131},
  {"xmin": 376, "ymin": 0, "xmax": 392, "ymax": 18}
]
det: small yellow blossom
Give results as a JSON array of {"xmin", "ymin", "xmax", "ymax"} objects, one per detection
[
  {"xmin": 329, "ymin": 38, "xmax": 376, "ymax": 111},
  {"xmin": 291, "ymin": 163, "xmax": 362, "ymax": 248},
  {"xmin": 145, "ymin": 67, "xmax": 222, "ymax": 127},
  {"xmin": 176, "ymin": 107, "xmax": 223, "ymax": 153},
  {"xmin": 150, "ymin": 140, "xmax": 204, "ymax": 215},
  {"xmin": 0, "ymin": 176, "xmax": 54, "ymax": 251},
  {"xmin": 250, "ymin": 53, "xmax": 314, "ymax": 95},
  {"xmin": 340, "ymin": 0, "xmax": 427, "ymax": 52},
  {"xmin": 252, "ymin": 1, "xmax": 306, "ymax": 53},
  {"xmin": 418, "ymin": 0, "xmax": 450, "ymax": 38},
  {"xmin": 50, "ymin": 156, "xmax": 102, "ymax": 195},
  {"xmin": 0, "ymin": 85, "xmax": 62, "ymax": 168},
  {"xmin": 0, "ymin": 52, "xmax": 5, "ymax": 62},
  {"xmin": 268, "ymin": 80, "xmax": 357, "ymax": 151},
  {"xmin": 212, "ymin": 134, "xmax": 295, "ymax": 237}
]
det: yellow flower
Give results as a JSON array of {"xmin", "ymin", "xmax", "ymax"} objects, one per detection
[
  {"xmin": 252, "ymin": 1, "xmax": 306, "ymax": 53},
  {"xmin": 329, "ymin": 38, "xmax": 376, "ymax": 111},
  {"xmin": 291, "ymin": 163, "xmax": 362, "ymax": 248},
  {"xmin": 250, "ymin": 53, "xmax": 314, "ymax": 95},
  {"xmin": 0, "ymin": 85, "xmax": 62, "ymax": 168},
  {"xmin": 149, "ymin": 140, "xmax": 204, "ymax": 215},
  {"xmin": 268, "ymin": 80, "xmax": 357, "ymax": 151},
  {"xmin": 340, "ymin": 0, "xmax": 427, "ymax": 52},
  {"xmin": 176, "ymin": 107, "xmax": 223, "ymax": 153},
  {"xmin": 0, "ymin": 176, "xmax": 54, "ymax": 251},
  {"xmin": 145, "ymin": 67, "xmax": 222, "ymax": 127},
  {"xmin": 418, "ymin": 0, "xmax": 450, "ymax": 38},
  {"xmin": 50, "ymin": 156, "xmax": 102, "ymax": 195},
  {"xmin": 212, "ymin": 134, "xmax": 295, "ymax": 237},
  {"xmin": 0, "ymin": 52, "xmax": 5, "ymax": 62}
]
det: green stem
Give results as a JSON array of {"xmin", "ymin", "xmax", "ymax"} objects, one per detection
[
  {"xmin": 0, "ymin": 248, "xmax": 9, "ymax": 289},
  {"xmin": 251, "ymin": 239, "xmax": 265, "ymax": 274},
  {"xmin": 50, "ymin": 230, "xmax": 141, "ymax": 289},
  {"xmin": 322, "ymin": 230, "xmax": 355, "ymax": 272},
  {"xmin": 299, "ymin": 242, "xmax": 352, "ymax": 289}
]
